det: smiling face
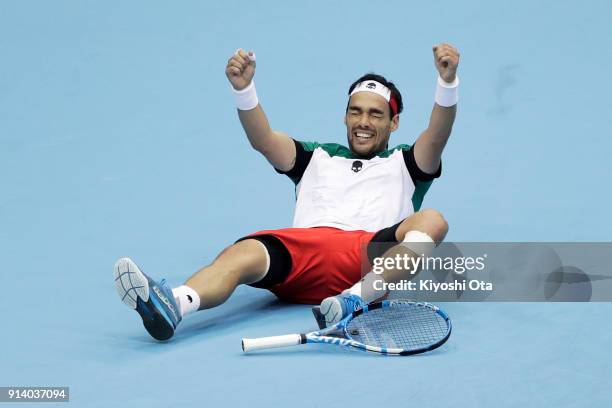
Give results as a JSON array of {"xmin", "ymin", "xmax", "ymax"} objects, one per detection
[{"xmin": 345, "ymin": 91, "xmax": 399, "ymax": 158}]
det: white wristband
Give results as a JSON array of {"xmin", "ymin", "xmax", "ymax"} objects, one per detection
[
  {"xmin": 232, "ymin": 80, "xmax": 259, "ymax": 111},
  {"xmin": 435, "ymin": 75, "xmax": 459, "ymax": 107}
]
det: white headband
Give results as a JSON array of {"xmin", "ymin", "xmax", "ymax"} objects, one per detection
[{"xmin": 350, "ymin": 80, "xmax": 391, "ymax": 102}]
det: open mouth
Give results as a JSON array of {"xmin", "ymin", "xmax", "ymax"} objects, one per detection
[{"xmin": 353, "ymin": 131, "xmax": 375, "ymax": 140}]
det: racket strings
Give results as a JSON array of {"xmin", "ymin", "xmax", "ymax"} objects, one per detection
[{"xmin": 346, "ymin": 304, "xmax": 449, "ymax": 350}]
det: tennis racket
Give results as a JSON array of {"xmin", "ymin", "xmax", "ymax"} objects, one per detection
[{"xmin": 242, "ymin": 299, "xmax": 452, "ymax": 355}]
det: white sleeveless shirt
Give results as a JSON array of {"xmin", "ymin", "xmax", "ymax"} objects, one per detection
[{"xmin": 277, "ymin": 140, "xmax": 441, "ymax": 232}]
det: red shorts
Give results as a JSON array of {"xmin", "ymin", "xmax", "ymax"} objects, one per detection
[{"xmin": 243, "ymin": 227, "xmax": 378, "ymax": 304}]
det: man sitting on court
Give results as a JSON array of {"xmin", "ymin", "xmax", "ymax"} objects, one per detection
[{"xmin": 114, "ymin": 44, "xmax": 460, "ymax": 341}]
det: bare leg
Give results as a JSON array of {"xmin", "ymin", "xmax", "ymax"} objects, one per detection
[
  {"xmin": 184, "ymin": 239, "xmax": 269, "ymax": 310},
  {"xmin": 379, "ymin": 208, "xmax": 449, "ymax": 284},
  {"xmin": 342, "ymin": 209, "xmax": 449, "ymax": 301},
  {"xmin": 319, "ymin": 209, "xmax": 449, "ymax": 326}
]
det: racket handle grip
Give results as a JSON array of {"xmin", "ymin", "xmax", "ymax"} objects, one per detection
[{"xmin": 242, "ymin": 334, "xmax": 304, "ymax": 352}]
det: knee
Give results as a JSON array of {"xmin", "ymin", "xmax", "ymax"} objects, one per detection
[
  {"xmin": 397, "ymin": 208, "xmax": 449, "ymax": 243},
  {"xmin": 418, "ymin": 208, "xmax": 449, "ymax": 241},
  {"xmin": 210, "ymin": 239, "xmax": 269, "ymax": 283},
  {"xmin": 214, "ymin": 244, "xmax": 234, "ymax": 260},
  {"xmin": 420, "ymin": 208, "xmax": 448, "ymax": 230}
]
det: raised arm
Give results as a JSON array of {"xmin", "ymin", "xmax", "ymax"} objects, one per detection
[
  {"xmin": 225, "ymin": 49, "xmax": 296, "ymax": 172},
  {"xmin": 414, "ymin": 44, "xmax": 461, "ymax": 174}
]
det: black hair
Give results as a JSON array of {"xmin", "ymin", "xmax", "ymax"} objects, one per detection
[{"xmin": 346, "ymin": 73, "xmax": 403, "ymax": 119}]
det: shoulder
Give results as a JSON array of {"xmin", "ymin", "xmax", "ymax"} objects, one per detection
[
  {"xmin": 299, "ymin": 141, "xmax": 355, "ymax": 159},
  {"xmin": 373, "ymin": 144, "xmax": 413, "ymax": 158}
]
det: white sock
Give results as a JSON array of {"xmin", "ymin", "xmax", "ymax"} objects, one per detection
[
  {"xmin": 343, "ymin": 272, "xmax": 388, "ymax": 303},
  {"xmin": 172, "ymin": 285, "xmax": 200, "ymax": 317}
]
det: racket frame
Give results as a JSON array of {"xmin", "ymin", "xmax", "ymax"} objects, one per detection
[{"xmin": 242, "ymin": 299, "xmax": 452, "ymax": 355}]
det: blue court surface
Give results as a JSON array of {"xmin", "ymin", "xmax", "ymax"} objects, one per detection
[{"xmin": 1, "ymin": 1, "xmax": 611, "ymax": 407}]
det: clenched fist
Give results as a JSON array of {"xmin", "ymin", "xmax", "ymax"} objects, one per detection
[
  {"xmin": 432, "ymin": 44, "xmax": 460, "ymax": 83},
  {"xmin": 226, "ymin": 48, "xmax": 256, "ymax": 91}
]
